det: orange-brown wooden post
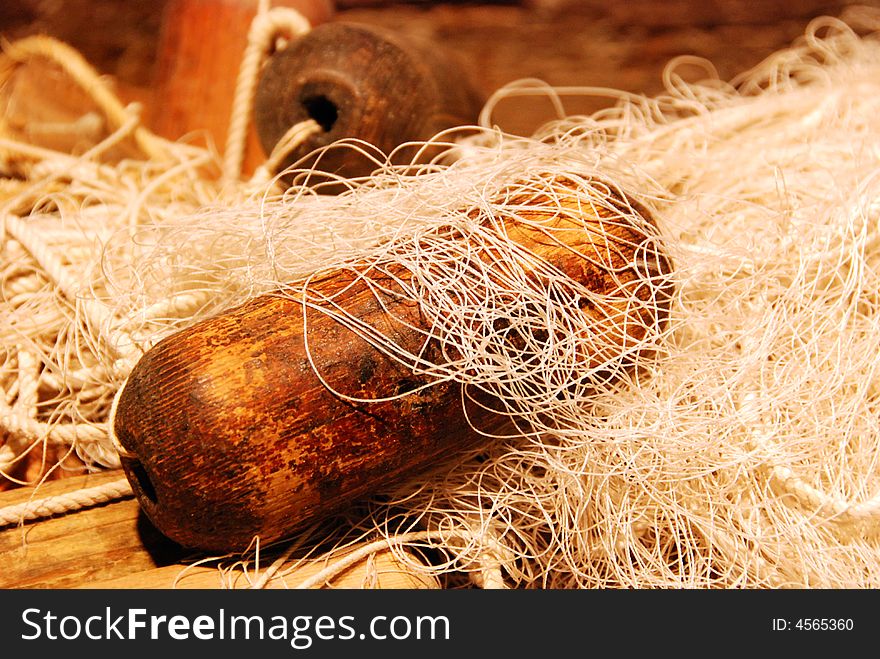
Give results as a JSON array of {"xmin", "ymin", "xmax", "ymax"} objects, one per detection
[{"xmin": 148, "ymin": 0, "xmax": 335, "ymax": 174}]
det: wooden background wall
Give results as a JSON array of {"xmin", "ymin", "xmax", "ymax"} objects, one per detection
[{"xmin": 3, "ymin": 0, "xmax": 879, "ymax": 140}]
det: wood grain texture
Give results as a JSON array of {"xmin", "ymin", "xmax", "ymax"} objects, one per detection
[
  {"xmin": 113, "ymin": 174, "xmax": 673, "ymax": 551},
  {"xmin": 0, "ymin": 469, "xmax": 188, "ymax": 588},
  {"xmin": 334, "ymin": 1, "xmax": 880, "ymax": 135},
  {"xmin": 84, "ymin": 550, "xmax": 439, "ymax": 589},
  {"xmin": 0, "ymin": 469, "xmax": 438, "ymax": 588}
]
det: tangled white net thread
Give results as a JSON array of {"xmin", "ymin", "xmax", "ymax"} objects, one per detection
[{"xmin": 2, "ymin": 11, "xmax": 880, "ymax": 587}]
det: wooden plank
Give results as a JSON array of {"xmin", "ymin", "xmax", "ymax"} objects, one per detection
[
  {"xmin": 0, "ymin": 470, "xmax": 191, "ymax": 589},
  {"xmin": 0, "ymin": 468, "xmax": 438, "ymax": 589}
]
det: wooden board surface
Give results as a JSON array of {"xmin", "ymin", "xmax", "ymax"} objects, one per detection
[
  {"xmin": 0, "ymin": 470, "xmax": 438, "ymax": 589},
  {"xmin": 0, "ymin": 470, "xmax": 181, "ymax": 588}
]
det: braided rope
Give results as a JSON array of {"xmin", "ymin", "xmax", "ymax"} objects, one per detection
[
  {"xmin": 473, "ymin": 541, "xmax": 510, "ymax": 590},
  {"xmin": 2, "ymin": 35, "xmax": 168, "ymax": 161},
  {"xmin": 739, "ymin": 393, "xmax": 880, "ymax": 530},
  {"xmin": 0, "ymin": 477, "xmax": 133, "ymax": 527},
  {"xmin": 0, "ymin": 410, "xmax": 108, "ymax": 449},
  {"xmin": 222, "ymin": 6, "xmax": 312, "ymax": 182},
  {"xmin": 3, "ymin": 212, "xmax": 141, "ymax": 367},
  {"xmin": 245, "ymin": 118, "xmax": 321, "ymax": 191},
  {"xmin": 769, "ymin": 464, "xmax": 880, "ymax": 527},
  {"xmin": 13, "ymin": 348, "xmax": 38, "ymax": 419}
]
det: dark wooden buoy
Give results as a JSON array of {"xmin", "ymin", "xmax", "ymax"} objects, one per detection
[{"xmin": 253, "ymin": 21, "xmax": 484, "ymax": 181}]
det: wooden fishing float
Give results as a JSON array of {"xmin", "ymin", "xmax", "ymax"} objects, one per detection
[
  {"xmin": 112, "ymin": 174, "xmax": 674, "ymax": 551},
  {"xmin": 253, "ymin": 21, "xmax": 484, "ymax": 179}
]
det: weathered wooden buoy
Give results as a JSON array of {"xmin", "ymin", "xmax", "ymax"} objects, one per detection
[
  {"xmin": 253, "ymin": 21, "xmax": 484, "ymax": 180},
  {"xmin": 113, "ymin": 176, "xmax": 673, "ymax": 551}
]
